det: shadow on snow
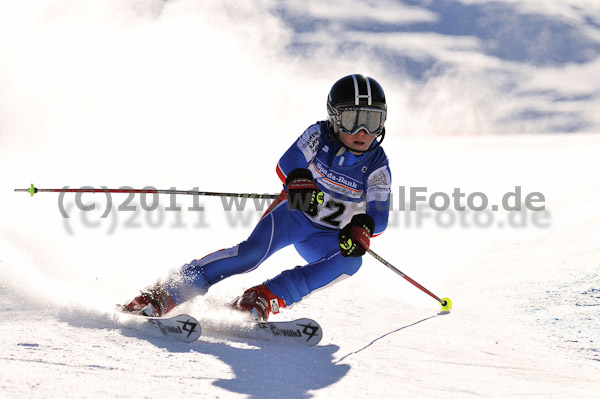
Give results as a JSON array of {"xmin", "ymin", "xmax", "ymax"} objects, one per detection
[{"xmin": 127, "ymin": 330, "xmax": 348, "ymax": 399}]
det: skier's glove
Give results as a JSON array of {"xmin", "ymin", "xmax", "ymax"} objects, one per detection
[
  {"xmin": 286, "ymin": 168, "xmax": 323, "ymax": 217},
  {"xmin": 338, "ymin": 214, "xmax": 375, "ymax": 257}
]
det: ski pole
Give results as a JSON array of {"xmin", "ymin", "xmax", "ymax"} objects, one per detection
[
  {"xmin": 14, "ymin": 184, "xmax": 281, "ymax": 200},
  {"xmin": 367, "ymin": 249, "xmax": 452, "ymax": 311}
]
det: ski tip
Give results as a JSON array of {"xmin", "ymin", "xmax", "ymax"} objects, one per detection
[
  {"xmin": 297, "ymin": 318, "xmax": 323, "ymax": 346},
  {"xmin": 163, "ymin": 314, "xmax": 202, "ymax": 342}
]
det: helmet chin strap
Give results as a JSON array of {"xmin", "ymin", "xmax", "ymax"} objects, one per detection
[{"xmin": 327, "ymin": 122, "xmax": 386, "ymax": 154}]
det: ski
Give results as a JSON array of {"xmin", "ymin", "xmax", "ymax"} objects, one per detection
[
  {"xmin": 121, "ymin": 311, "xmax": 322, "ymax": 346},
  {"xmin": 250, "ymin": 318, "xmax": 322, "ymax": 346},
  {"xmin": 143, "ymin": 313, "xmax": 202, "ymax": 343}
]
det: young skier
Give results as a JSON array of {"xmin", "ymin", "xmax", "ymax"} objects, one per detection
[{"xmin": 122, "ymin": 74, "xmax": 392, "ymax": 321}]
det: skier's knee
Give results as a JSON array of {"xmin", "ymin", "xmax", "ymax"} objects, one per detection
[{"xmin": 343, "ymin": 256, "xmax": 362, "ymax": 276}]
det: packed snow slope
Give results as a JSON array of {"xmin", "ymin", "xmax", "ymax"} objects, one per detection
[
  {"xmin": 1, "ymin": 1, "xmax": 600, "ymax": 398},
  {"xmin": 1, "ymin": 133, "xmax": 600, "ymax": 399}
]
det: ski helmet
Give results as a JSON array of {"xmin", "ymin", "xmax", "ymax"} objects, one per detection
[{"xmin": 327, "ymin": 74, "xmax": 387, "ymax": 153}]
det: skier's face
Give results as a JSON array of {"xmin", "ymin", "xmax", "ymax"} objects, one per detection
[{"xmin": 338, "ymin": 129, "xmax": 376, "ymax": 154}]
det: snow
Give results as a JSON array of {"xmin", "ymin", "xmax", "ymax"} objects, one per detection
[
  {"xmin": 2, "ymin": 133, "xmax": 599, "ymax": 398},
  {"xmin": 1, "ymin": 1, "xmax": 600, "ymax": 398}
]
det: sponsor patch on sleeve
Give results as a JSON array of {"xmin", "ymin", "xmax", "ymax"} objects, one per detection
[
  {"xmin": 297, "ymin": 127, "xmax": 322, "ymax": 161},
  {"xmin": 366, "ymin": 166, "xmax": 391, "ymax": 202}
]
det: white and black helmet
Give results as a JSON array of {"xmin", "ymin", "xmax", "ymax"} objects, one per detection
[{"xmin": 327, "ymin": 74, "xmax": 387, "ymax": 152}]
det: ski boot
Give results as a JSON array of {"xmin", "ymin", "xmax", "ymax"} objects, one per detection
[
  {"xmin": 121, "ymin": 283, "xmax": 176, "ymax": 317},
  {"xmin": 231, "ymin": 284, "xmax": 286, "ymax": 321}
]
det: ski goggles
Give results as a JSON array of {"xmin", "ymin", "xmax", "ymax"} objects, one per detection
[{"xmin": 334, "ymin": 107, "xmax": 386, "ymax": 136}]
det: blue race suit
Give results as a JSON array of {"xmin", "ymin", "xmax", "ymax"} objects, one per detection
[{"xmin": 166, "ymin": 121, "xmax": 392, "ymax": 307}]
